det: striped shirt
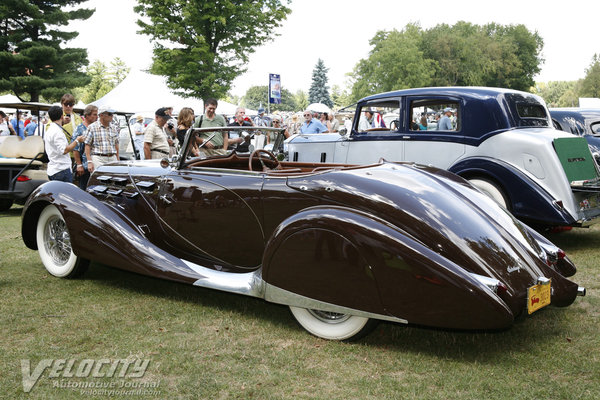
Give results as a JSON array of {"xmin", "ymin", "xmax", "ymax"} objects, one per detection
[{"xmin": 83, "ymin": 121, "xmax": 119, "ymax": 155}]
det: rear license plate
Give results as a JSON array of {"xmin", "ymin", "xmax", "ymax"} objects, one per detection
[{"xmin": 527, "ymin": 280, "xmax": 551, "ymax": 314}]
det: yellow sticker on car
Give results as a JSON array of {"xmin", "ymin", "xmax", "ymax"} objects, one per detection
[{"xmin": 527, "ymin": 279, "xmax": 551, "ymax": 314}]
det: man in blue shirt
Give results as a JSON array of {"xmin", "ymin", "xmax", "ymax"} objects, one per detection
[
  {"xmin": 438, "ymin": 107, "xmax": 454, "ymax": 131},
  {"xmin": 10, "ymin": 111, "xmax": 25, "ymax": 138},
  {"xmin": 24, "ymin": 117, "xmax": 38, "ymax": 136},
  {"xmin": 299, "ymin": 110, "xmax": 328, "ymax": 133}
]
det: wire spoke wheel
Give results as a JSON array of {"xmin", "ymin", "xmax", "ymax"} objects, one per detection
[{"xmin": 36, "ymin": 205, "xmax": 89, "ymax": 278}]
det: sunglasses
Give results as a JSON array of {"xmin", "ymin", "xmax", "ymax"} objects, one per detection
[
  {"xmin": 303, "ymin": 114, "xmax": 310, "ymax": 117},
  {"xmin": 63, "ymin": 103, "xmax": 75, "ymax": 107}
]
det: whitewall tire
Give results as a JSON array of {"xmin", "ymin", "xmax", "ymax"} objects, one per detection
[
  {"xmin": 468, "ymin": 178, "xmax": 509, "ymax": 210},
  {"xmin": 36, "ymin": 205, "xmax": 89, "ymax": 278},
  {"xmin": 289, "ymin": 306, "xmax": 376, "ymax": 341}
]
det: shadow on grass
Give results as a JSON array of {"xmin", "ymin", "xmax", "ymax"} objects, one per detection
[
  {"xmin": 84, "ymin": 261, "xmax": 293, "ymax": 325},
  {"xmin": 0, "ymin": 206, "xmax": 23, "ymax": 218},
  {"xmin": 546, "ymin": 228, "xmax": 600, "ymax": 251},
  {"xmin": 80, "ymin": 261, "xmax": 578, "ymax": 361}
]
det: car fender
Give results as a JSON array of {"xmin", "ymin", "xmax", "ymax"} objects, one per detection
[
  {"xmin": 262, "ymin": 205, "xmax": 514, "ymax": 329},
  {"xmin": 450, "ymin": 157, "xmax": 575, "ymax": 226},
  {"xmin": 22, "ymin": 181, "xmax": 201, "ymax": 284}
]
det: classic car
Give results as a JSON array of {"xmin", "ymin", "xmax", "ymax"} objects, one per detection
[
  {"xmin": 550, "ymin": 108, "xmax": 600, "ymax": 162},
  {"xmin": 285, "ymin": 87, "xmax": 600, "ymax": 229},
  {"xmin": 21, "ymin": 126, "xmax": 586, "ymax": 341}
]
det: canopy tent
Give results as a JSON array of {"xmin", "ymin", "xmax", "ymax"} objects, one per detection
[{"xmin": 91, "ymin": 70, "xmax": 246, "ymax": 116}]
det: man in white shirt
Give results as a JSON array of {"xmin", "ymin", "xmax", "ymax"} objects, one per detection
[{"xmin": 44, "ymin": 105, "xmax": 84, "ymax": 182}]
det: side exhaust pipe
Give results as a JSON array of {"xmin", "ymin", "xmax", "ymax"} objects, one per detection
[{"xmin": 577, "ymin": 287, "xmax": 586, "ymax": 297}]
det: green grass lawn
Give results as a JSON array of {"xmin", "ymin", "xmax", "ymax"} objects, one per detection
[{"xmin": 1, "ymin": 203, "xmax": 599, "ymax": 399}]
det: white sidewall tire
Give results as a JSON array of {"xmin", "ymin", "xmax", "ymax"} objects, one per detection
[
  {"xmin": 36, "ymin": 205, "xmax": 79, "ymax": 278},
  {"xmin": 289, "ymin": 306, "xmax": 370, "ymax": 341},
  {"xmin": 469, "ymin": 178, "xmax": 509, "ymax": 209}
]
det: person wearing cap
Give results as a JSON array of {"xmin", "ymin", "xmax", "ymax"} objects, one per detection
[
  {"xmin": 84, "ymin": 105, "xmax": 120, "ymax": 173},
  {"xmin": 144, "ymin": 107, "xmax": 171, "ymax": 159},
  {"xmin": 253, "ymin": 107, "xmax": 269, "ymax": 127},
  {"xmin": 299, "ymin": 109, "xmax": 327, "ymax": 134},
  {"xmin": 438, "ymin": 107, "xmax": 454, "ymax": 131},
  {"xmin": 193, "ymin": 98, "xmax": 228, "ymax": 156},
  {"xmin": 45, "ymin": 105, "xmax": 85, "ymax": 182},
  {"xmin": 72, "ymin": 105, "xmax": 98, "ymax": 189},
  {"xmin": 24, "ymin": 116, "xmax": 38, "ymax": 136},
  {"xmin": 132, "ymin": 114, "xmax": 146, "ymax": 160}
]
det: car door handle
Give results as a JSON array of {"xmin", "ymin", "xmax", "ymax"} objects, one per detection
[{"xmin": 160, "ymin": 194, "xmax": 173, "ymax": 205}]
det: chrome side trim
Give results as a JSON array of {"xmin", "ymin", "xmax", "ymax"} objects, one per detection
[
  {"xmin": 182, "ymin": 260, "xmax": 265, "ymax": 298},
  {"xmin": 264, "ymin": 283, "xmax": 408, "ymax": 324}
]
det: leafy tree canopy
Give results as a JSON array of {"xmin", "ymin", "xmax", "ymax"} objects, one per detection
[
  {"xmin": 242, "ymin": 85, "xmax": 297, "ymax": 112},
  {"xmin": 0, "ymin": 0, "xmax": 93, "ymax": 102},
  {"xmin": 135, "ymin": 0, "xmax": 291, "ymax": 101},
  {"xmin": 580, "ymin": 54, "xmax": 600, "ymax": 98},
  {"xmin": 350, "ymin": 22, "xmax": 543, "ymax": 101},
  {"xmin": 81, "ymin": 58, "xmax": 130, "ymax": 104},
  {"xmin": 308, "ymin": 59, "xmax": 333, "ymax": 108}
]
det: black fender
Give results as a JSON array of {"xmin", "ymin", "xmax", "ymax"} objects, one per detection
[
  {"xmin": 450, "ymin": 157, "xmax": 575, "ymax": 226},
  {"xmin": 22, "ymin": 181, "xmax": 201, "ymax": 284},
  {"xmin": 262, "ymin": 206, "xmax": 514, "ymax": 330}
]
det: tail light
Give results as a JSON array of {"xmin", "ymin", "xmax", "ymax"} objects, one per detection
[
  {"xmin": 470, "ymin": 273, "xmax": 507, "ymax": 295},
  {"xmin": 17, "ymin": 175, "xmax": 31, "ymax": 182}
]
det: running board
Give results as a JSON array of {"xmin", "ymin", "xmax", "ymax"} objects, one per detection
[{"xmin": 181, "ymin": 259, "xmax": 408, "ymax": 324}]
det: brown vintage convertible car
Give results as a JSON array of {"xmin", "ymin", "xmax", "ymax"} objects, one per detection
[{"xmin": 21, "ymin": 127, "xmax": 586, "ymax": 340}]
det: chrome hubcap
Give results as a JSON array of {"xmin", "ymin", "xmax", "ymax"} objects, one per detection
[
  {"xmin": 43, "ymin": 216, "xmax": 71, "ymax": 265},
  {"xmin": 308, "ymin": 309, "xmax": 351, "ymax": 324}
]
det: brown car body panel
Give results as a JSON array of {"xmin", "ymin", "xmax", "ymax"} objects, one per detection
[{"xmin": 22, "ymin": 151, "xmax": 581, "ymax": 330}]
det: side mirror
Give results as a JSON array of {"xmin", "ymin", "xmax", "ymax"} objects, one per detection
[{"xmin": 339, "ymin": 127, "xmax": 348, "ymax": 136}]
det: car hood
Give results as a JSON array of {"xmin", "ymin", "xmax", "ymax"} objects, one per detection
[{"xmin": 286, "ymin": 162, "xmax": 550, "ymax": 300}]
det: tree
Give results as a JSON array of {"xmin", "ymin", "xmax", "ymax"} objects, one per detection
[
  {"xmin": 580, "ymin": 54, "xmax": 600, "ymax": 98},
  {"xmin": 350, "ymin": 22, "xmax": 544, "ymax": 98},
  {"xmin": 308, "ymin": 59, "xmax": 333, "ymax": 107},
  {"xmin": 135, "ymin": 0, "xmax": 291, "ymax": 101},
  {"xmin": 533, "ymin": 81, "xmax": 579, "ymax": 107},
  {"xmin": 350, "ymin": 24, "xmax": 435, "ymax": 101},
  {"xmin": 109, "ymin": 57, "xmax": 130, "ymax": 87},
  {"xmin": 294, "ymin": 90, "xmax": 308, "ymax": 111},
  {"xmin": 242, "ymin": 85, "xmax": 297, "ymax": 112},
  {"xmin": 80, "ymin": 58, "xmax": 131, "ymax": 103},
  {"xmin": 331, "ymin": 84, "xmax": 352, "ymax": 109},
  {"xmin": 0, "ymin": 0, "xmax": 93, "ymax": 102}
]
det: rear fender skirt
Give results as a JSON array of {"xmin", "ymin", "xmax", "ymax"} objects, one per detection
[
  {"xmin": 262, "ymin": 206, "xmax": 514, "ymax": 330},
  {"xmin": 22, "ymin": 181, "xmax": 201, "ymax": 284},
  {"xmin": 450, "ymin": 157, "xmax": 575, "ymax": 226}
]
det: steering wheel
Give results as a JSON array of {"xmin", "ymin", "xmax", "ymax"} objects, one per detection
[{"xmin": 249, "ymin": 149, "xmax": 281, "ymax": 171}]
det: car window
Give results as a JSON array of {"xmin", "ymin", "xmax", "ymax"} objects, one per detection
[
  {"xmin": 356, "ymin": 100, "xmax": 400, "ymax": 132},
  {"xmin": 591, "ymin": 122, "xmax": 600, "ymax": 135},
  {"xmin": 409, "ymin": 100, "xmax": 460, "ymax": 132}
]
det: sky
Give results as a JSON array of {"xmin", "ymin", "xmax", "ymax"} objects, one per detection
[{"xmin": 69, "ymin": 0, "xmax": 600, "ymax": 98}]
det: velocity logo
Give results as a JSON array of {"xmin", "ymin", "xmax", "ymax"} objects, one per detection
[{"xmin": 21, "ymin": 358, "xmax": 150, "ymax": 393}]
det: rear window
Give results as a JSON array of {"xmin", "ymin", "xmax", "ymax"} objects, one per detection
[
  {"xmin": 409, "ymin": 99, "xmax": 460, "ymax": 132},
  {"xmin": 516, "ymin": 103, "xmax": 547, "ymax": 119}
]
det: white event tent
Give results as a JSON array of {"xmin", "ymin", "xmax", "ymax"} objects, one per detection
[{"xmin": 91, "ymin": 70, "xmax": 245, "ymax": 116}]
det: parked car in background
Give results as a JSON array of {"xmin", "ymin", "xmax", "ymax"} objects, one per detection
[
  {"xmin": 285, "ymin": 87, "xmax": 600, "ymax": 228},
  {"xmin": 550, "ymin": 108, "xmax": 600, "ymax": 163},
  {"xmin": 21, "ymin": 127, "xmax": 586, "ymax": 341}
]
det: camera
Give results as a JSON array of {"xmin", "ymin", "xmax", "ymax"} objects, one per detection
[{"xmin": 167, "ymin": 122, "xmax": 174, "ymax": 129}]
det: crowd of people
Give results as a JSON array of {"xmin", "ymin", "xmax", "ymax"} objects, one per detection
[{"xmin": 0, "ymin": 93, "xmax": 352, "ymax": 190}]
